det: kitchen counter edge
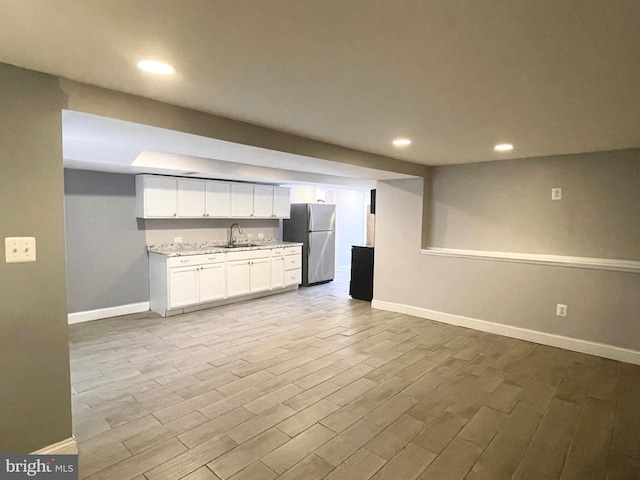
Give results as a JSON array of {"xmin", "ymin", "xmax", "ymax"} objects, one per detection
[{"xmin": 148, "ymin": 242, "xmax": 303, "ymax": 257}]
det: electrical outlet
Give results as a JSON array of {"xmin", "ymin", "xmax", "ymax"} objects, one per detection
[
  {"xmin": 258, "ymin": 233, "xmax": 264, "ymax": 239},
  {"xmin": 552, "ymin": 187, "xmax": 562, "ymax": 200},
  {"xmin": 247, "ymin": 233, "xmax": 254, "ymax": 239},
  {"xmin": 5, "ymin": 237, "xmax": 36, "ymax": 263},
  {"xmin": 174, "ymin": 237, "xmax": 183, "ymax": 243},
  {"xmin": 556, "ymin": 304, "xmax": 568, "ymax": 317}
]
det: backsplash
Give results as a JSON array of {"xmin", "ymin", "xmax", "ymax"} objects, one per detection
[{"xmin": 142, "ymin": 218, "xmax": 281, "ymax": 246}]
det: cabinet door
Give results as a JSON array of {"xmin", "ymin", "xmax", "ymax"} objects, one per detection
[
  {"xmin": 177, "ymin": 178, "xmax": 206, "ymax": 217},
  {"xmin": 273, "ymin": 187, "xmax": 291, "ymax": 218},
  {"xmin": 205, "ymin": 181, "xmax": 231, "ymax": 217},
  {"xmin": 199, "ymin": 263, "xmax": 226, "ymax": 302},
  {"xmin": 226, "ymin": 260, "xmax": 251, "ymax": 297},
  {"xmin": 230, "ymin": 183, "xmax": 254, "ymax": 217},
  {"xmin": 168, "ymin": 266, "xmax": 199, "ymax": 308},
  {"xmin": 270, "ymin": 257, "xmax": 284, "ymax": 290},
  {"xmin": 143, "ymin": 176, "xmax": 178, "ymax": 217},
  {"xmin": 252, "ymin": 185, "xmax": 274, "ymax": 218},
  {"xmin": 250, "ymin": 258, "xmax": 271, "ymax": 293}
]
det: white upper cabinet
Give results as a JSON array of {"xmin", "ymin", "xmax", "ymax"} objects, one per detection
[
  {"xmin": 253, "ymin": 185, "xmax": 291, "ymax": 218},
  {"xmin": 205, "ymin": 181, "xmax": 231, "ymax": 217},
  {"xmin": 273, "ymin": 187, "xmax": 291, "ymax": 218},
  {"xmin": 136, "ymin": 175, "xmax": 178, "ymax": 218},
  {"xmin": 253, "ymin": 185, "xmax": 274, "ymax": 218},
  {"xmin": 230, "ymin": 183, "xmax": 254, "ymax": 217},
  {"xmin": 137, "ymin": 175, "xmax": 290, "ymax": 219},
  {"xmin": 177, "ymin": 178, "xmax": 206, "ymax": 217}
]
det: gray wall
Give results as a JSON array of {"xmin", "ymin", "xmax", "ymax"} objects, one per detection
[
  {"xmin": 64, "ymin": 169, "xmax": 149, "ymax": 313},
  {"xmin": 0, "ymin": 63, "xmax": 72, "ymax": 453},
  {"xmin": 374, "ymin": 154, "xmax": 640, "ymax": 352},
  {"xmin": 431, "ymin": 149, "xmax": 640, "ymax": 259}
]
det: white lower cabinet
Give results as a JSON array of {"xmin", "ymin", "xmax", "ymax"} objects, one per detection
[
  {"xmin": 199, "ymin": 263, "xmax": 226, "ymax": 302},
  {"xmin": 168, "ymin": 260, "xmax": 225, "ymax": 309},
  {"xmin": 149, "ymin": 245, "xmax": 302, "ymax": 316},
  {"xmin": 250, "ymin": 258, "xmax": 271, "ymax": 293},
  {"xmin": 284, "ymin": 245, "xmax": 303, "ymax": 286},
  {"xmin": 168, "ymin": 266, "xmax": 199, "ymax": 308},
  {"xmin": 226, "ymin": 250, "xmax": 272, "ymax": 296},
  {"xmin": 226, "ymin": 260, "xmax": 251, "ymax": 298},
  {"xmin": 270, "ymin": 255, "xmax": 285, "ymax": 289}
]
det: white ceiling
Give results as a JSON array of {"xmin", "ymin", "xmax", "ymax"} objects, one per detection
[{"xmin": 1, "ymin": 1, "xmax": 639, "ymax": 166}]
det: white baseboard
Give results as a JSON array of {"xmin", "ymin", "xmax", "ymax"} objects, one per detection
[
  {"xmin": 371, "ymin": 300, "xmax": 408, "ymax": 315},
  {"xmin": 68, "ymin": 302, "xmax": 150, "ymax": 324},
  {"xmin": 32, "ymin": 436, "xmax": 77, "ymax": 455},
  {"xmin": 371, "ymin": 300, "xmax": 640, "ymax": 365}
]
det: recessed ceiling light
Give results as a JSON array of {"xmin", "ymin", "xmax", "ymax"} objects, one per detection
[
  {"xmin": 137, "ymin": 59, "xmax": 175, "ymax": 75},
  {"xmin": 392, "ymin": 138, "xmax": 412, "ymax": 147},
  {"xmin": 494, "ymin": 143, "xmax": 514, "ymax": 152}
]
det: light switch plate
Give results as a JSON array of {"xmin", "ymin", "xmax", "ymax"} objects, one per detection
[{"xmin": 5, "ymin": 237, "xmax": 36, "ymax": 263}]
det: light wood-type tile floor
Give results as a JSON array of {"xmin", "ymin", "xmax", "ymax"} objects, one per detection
[{"xmin": 69, "ymin": 270, "xmax": 640, "ymax": 480}]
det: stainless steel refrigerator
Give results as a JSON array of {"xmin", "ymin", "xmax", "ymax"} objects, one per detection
[{"xmin": 283, "ymin": 203, "xmax": 336, "ymax": 286}]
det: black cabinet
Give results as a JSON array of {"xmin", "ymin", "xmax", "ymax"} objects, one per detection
[{"xmin": 349, "ymin": 246, "xmax": 374, "ymax": 301}]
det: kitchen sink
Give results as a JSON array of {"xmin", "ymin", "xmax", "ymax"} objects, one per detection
[{"xmin": 221, "ymin": 243, "xmax": 258, "ymax": 248}]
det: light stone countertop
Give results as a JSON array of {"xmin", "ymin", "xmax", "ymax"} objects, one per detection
[{"xmin": 148, "ymin": 241, "xmax": 303, "ymax": 257}]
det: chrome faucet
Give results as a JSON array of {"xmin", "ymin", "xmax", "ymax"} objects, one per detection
[{"xmin": 228, "ymin": 223, "xmax": 243, "ymax": 247}]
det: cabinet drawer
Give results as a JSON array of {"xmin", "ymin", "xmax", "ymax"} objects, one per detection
[
  {"xmin": 168, "ymin": 254, "xmax": 225, "ymax": 267},
  {"xmin": 284, "ymin": 246, "xmax": 302, "ymax": 256},
  {"xmin": 226, "ymin": 249, "xmax": 271, "ymax": 262},
  {"xmin": 284, "ymin": 254, "xmax": 301, "ymax": 270},
  {"xmin": 271, "ymin": 249, "xmax": 284, "ymax": 257},
  {"xmin": 285, "ymin": 269, "xmax": 301, "ymax": 286}
]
